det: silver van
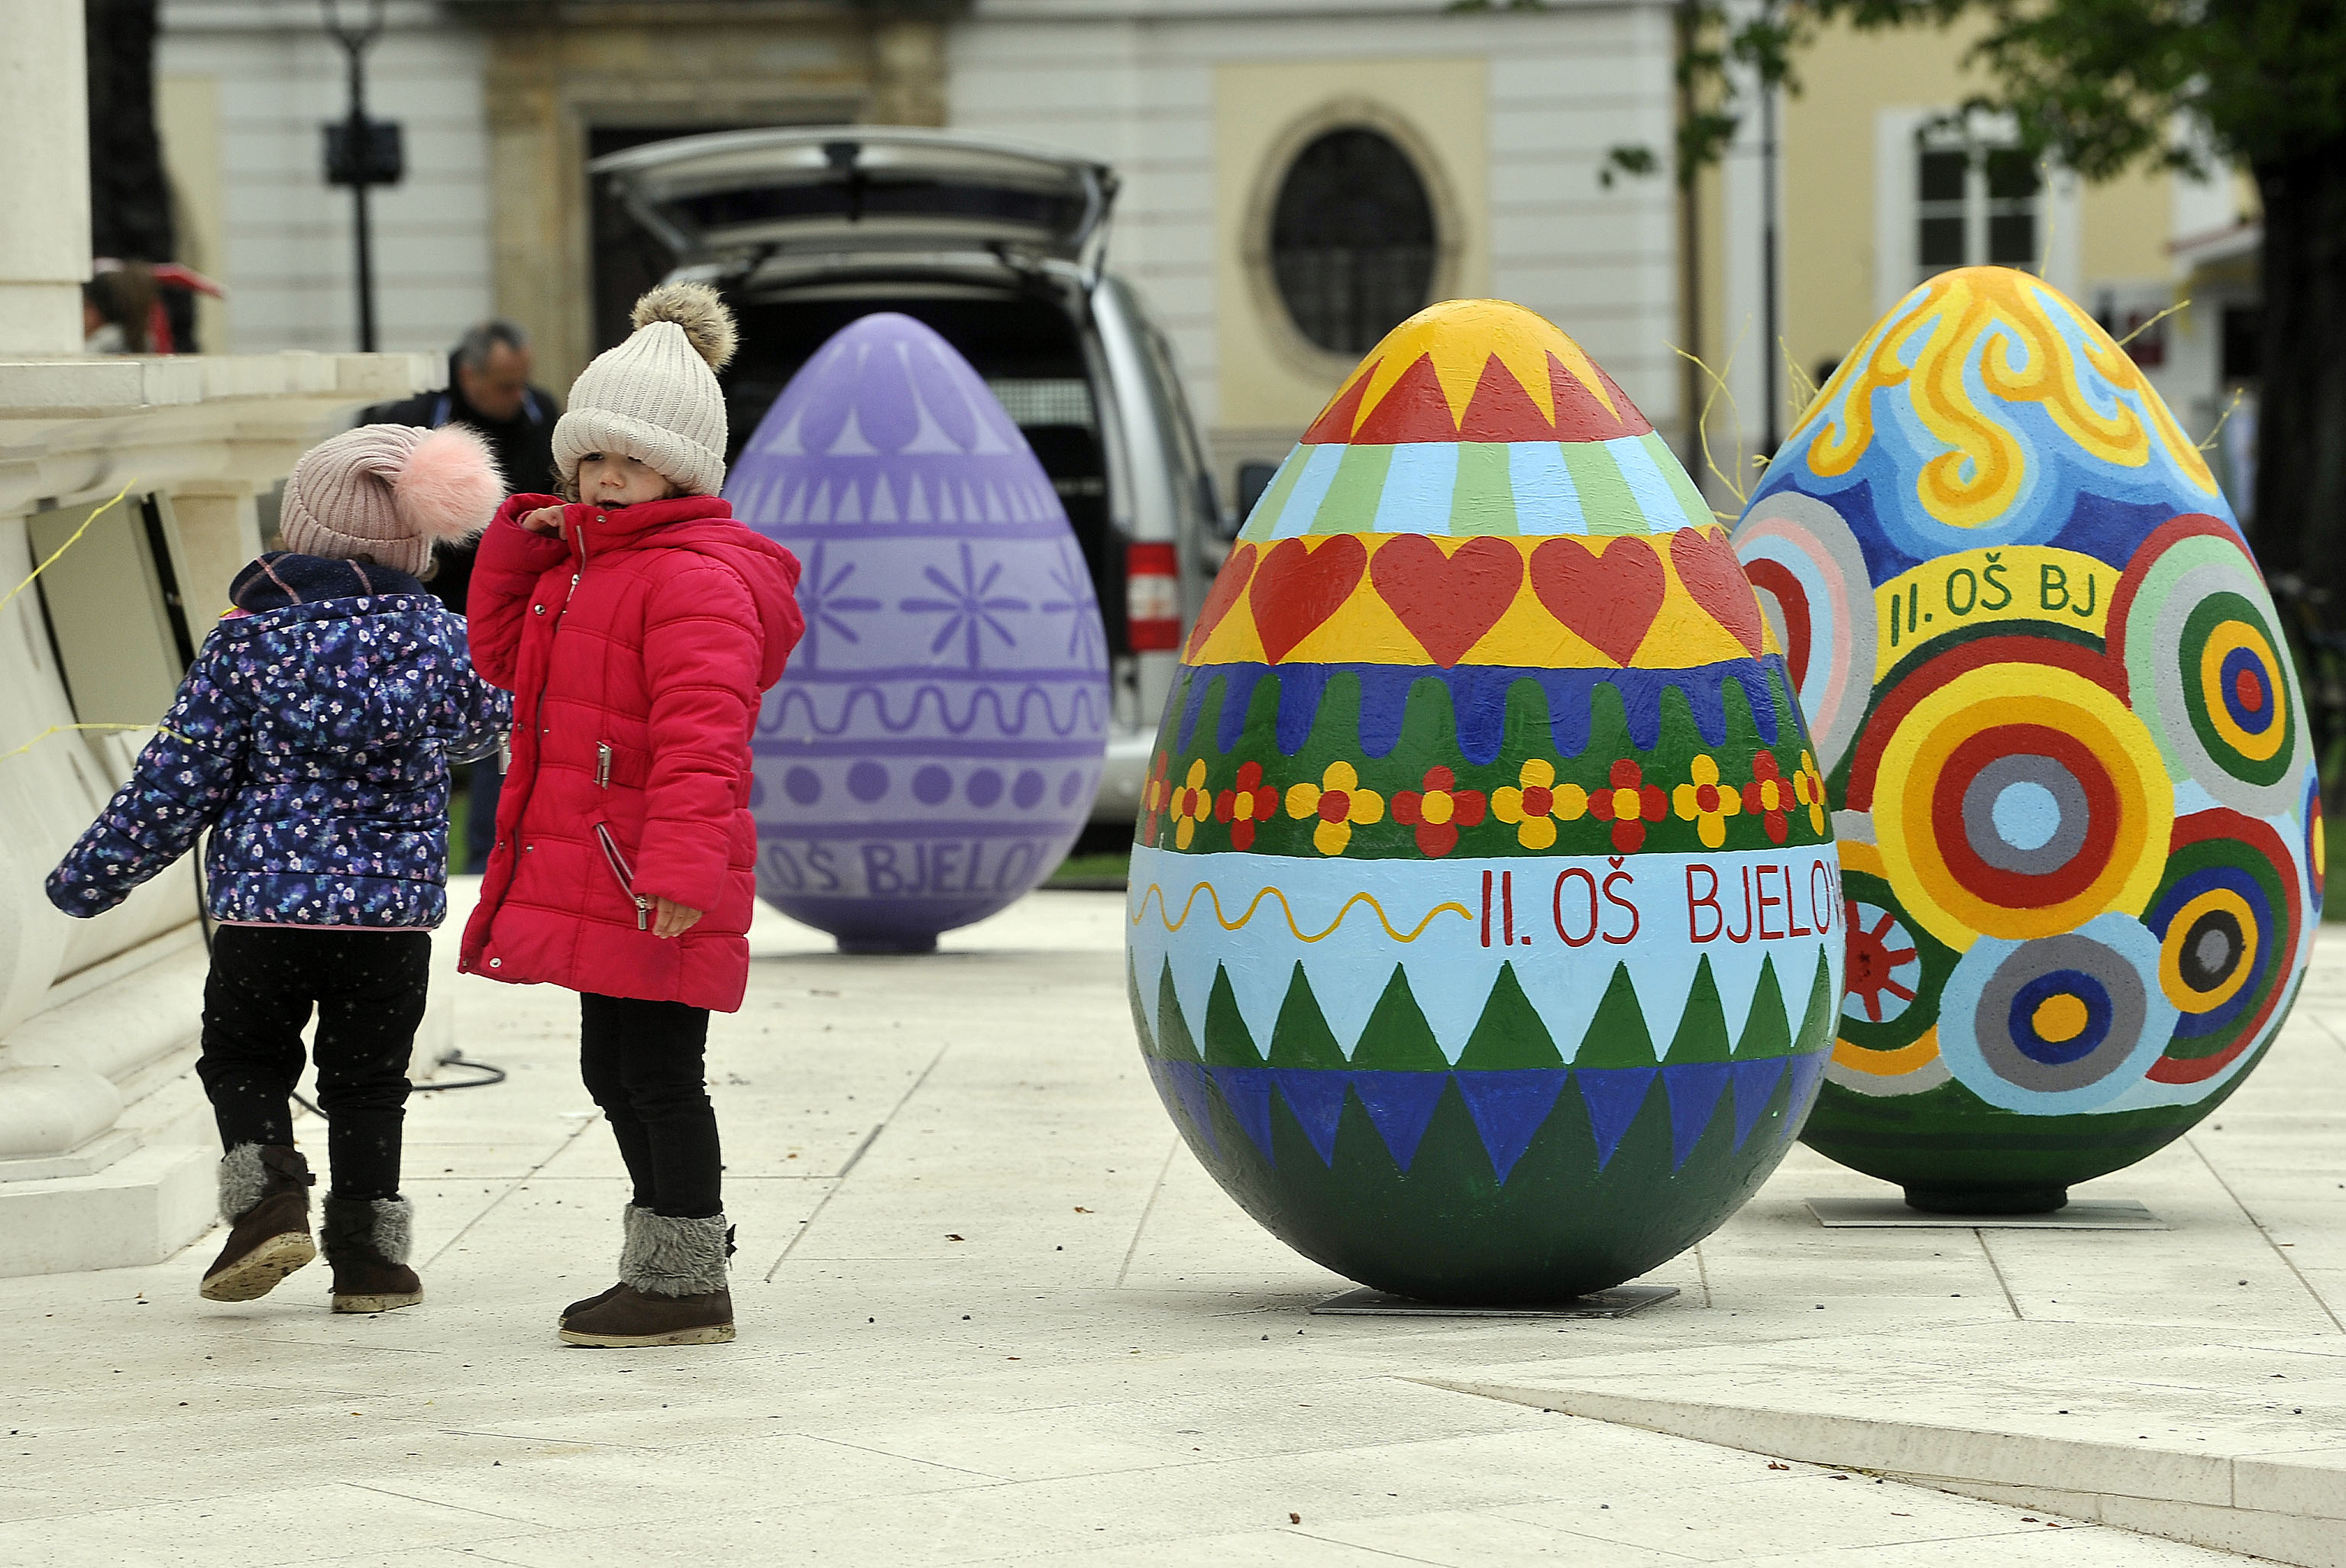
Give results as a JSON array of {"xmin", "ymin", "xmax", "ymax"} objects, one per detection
[{"xmin": 592, "ymin": 127, "xmax": 1226, "ymax": 828}]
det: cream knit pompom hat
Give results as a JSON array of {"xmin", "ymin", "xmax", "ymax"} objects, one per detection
[
  {"xmin": 280, "ymin": 423, "xmax": 504, "ymax": 577},
  {"xmin": 553, "ymin": 282, "xmax": 739, "ymax": 499}
]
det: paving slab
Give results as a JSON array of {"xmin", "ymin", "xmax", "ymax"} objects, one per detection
[{"xmin": 2, "ymin": 886, "xmax": 2341, "ymax": 1563}]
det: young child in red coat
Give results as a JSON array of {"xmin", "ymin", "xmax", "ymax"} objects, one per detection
[{"xmin": 461, "ymin": 283, "xmax": 803, "ymax": 1347}]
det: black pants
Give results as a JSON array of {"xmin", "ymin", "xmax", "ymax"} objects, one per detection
[
  {"xmin": 578, "ymin": 994, "xmax": 721, "ymax": 1218},
  {"xmin": 464, "ymin": 761, "xmax": 504, "ymax": 875},
  {"xmin": 198, "ymin": 926, "xmax": 430, "ymax": 1201}
]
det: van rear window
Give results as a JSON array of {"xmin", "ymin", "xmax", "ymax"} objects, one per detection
[{"xmin": 987, "ymin": 379, "xmax": 1095, "ymax": 430}]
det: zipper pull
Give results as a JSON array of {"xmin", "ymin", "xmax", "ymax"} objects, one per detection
[
  {"xmin": 636, "ymin": 898, "xmax": 651, "ymax": 932},
  {"xmin": 597, "ymin": 743, "xmax": 611, "ymax": 788}
]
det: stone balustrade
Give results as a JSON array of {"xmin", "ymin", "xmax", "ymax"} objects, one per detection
[{"xmin": 0, "ymin": 348, "xmax": 443, "ymax": 1276}]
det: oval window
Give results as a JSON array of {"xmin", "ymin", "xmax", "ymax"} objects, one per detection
[{"xmin": 1269, "ymin": 128, "xmax": 1438, "ymax": 356}]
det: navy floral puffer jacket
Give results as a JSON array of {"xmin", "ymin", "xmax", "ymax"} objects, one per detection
[{"xmin": 47, "ymin": 552, "xmax": 510, "ymax": 928}]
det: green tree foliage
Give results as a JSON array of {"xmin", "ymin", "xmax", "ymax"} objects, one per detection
[
  {"xmin": 1588, "ymin": 0, "xmax": 2346, "ymax": 638},
  {"xmin": 1818, "ymin": 1, "xmax": 2346, "ymax": 178}
]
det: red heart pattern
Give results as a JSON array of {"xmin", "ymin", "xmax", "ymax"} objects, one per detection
[
  {"xmin": 1527, "ymin": 536, "xmax": 1666, "ymax": 665},
  {"xmin": 1670, "ymin": 527, "xmax": 1766, "ymax": 656},
  {"xmin": 1250, "ymin": 535, "xmax": 1369, "ymax": 663},
  {"xmin": 1184, "ymin": 542, "xmax": 1257, "ymax": 661},
  {"xmin": 1370, "ymin": 534, "xmax": 1525, "ymax": 667}
]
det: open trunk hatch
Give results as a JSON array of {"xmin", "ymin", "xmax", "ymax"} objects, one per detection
[{"xmin": 591, "ymin": 128, "xmax": 1118, "ymax": 265}]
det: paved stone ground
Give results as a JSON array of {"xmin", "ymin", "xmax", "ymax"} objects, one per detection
[{"xmin": 3, "ymin": 887, "xmax": 2341, "ymax": 1566}]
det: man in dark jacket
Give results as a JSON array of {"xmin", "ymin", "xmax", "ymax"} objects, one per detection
[
  {"xmin": 362, "ymin": 319, "xmax": 560, "ymax": 615},
  {"xmin": 364, "ymin": 319, "xmax": 556, "ymax": 872}
]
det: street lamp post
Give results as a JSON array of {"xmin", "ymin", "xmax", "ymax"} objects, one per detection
[{"xmin": 321, "ymin": 0, "xmax": 403, "ymax": 352}]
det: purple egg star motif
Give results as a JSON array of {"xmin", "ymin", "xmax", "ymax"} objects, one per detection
[{"xmin": 728, "ymin": 313, "xmax": 1110, "ymax": 952}]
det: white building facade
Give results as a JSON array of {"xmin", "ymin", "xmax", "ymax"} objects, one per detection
[
  {"xmin": 158, "ymin": 0, "xmax": 1691, "ymax": 493},
  {"xmin": 946, "ymin": 0, "xmax": 1686, "ymax": 478}
]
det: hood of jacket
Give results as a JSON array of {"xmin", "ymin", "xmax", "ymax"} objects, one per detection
[
  {"xmin": 559, "ymin": 493, "xmax": 804, "ymax": 687},
  {"xmin": 228, "ymin": 551, "xmax": 431, "ymax": 616}
]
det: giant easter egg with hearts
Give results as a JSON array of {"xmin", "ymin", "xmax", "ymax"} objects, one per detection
[
  {"xmin": 730, "ymin": 313, "xmax": 1109, "ymax": 952},
  {"xmin": 1731, "ymin": 266, "xmax": 2317, "ymax": 1214},
  {"xmin": 1127, "ymin": 299, "xmax": 1843, "ymax": 1303}
]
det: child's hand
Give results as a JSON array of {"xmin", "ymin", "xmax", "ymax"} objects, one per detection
[
  {"xmin": 517, "ymin": 505, "xmax": 566, "ymax": 537},
  {"xmin": 651, "ymin": 897, "xmax": 703, "ymax": 939}
]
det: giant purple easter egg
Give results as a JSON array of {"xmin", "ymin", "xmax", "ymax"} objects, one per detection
[{"xmin": 729, "ymin": 314, "xmax": 1110, "ymax": 951}]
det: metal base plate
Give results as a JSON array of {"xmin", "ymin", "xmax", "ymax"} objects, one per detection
[
  {"xmin": 1807, "ymin": 1197, "xmax": 2167, "ymax": 1230},
  {"xmin": 1310, "ymin": 1285, "xmax": 1681, "ymax": 1318}
]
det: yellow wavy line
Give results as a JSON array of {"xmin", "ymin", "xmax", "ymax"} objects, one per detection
[
  {"xmin": 0, "ymin": 482, "xmax": 135, "ymax": 619},
  {"xmin": 1129, "ymin": 880, "xmax": 1472, "ymax": 944},
  {"xmin": 0, "ymin": 721, "xmax": 186, "ymax": 763}
]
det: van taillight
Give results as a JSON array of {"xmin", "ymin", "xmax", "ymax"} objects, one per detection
[{"xmin": 1126, "ymin": 542, "xmax": 1181, "ymax": 651}]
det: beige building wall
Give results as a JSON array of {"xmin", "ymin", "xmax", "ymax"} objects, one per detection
[
  {"xmin": 1756, "ymin": 18, "xmax": 2176, "ymax": 401},
  {"xmin": 1687, "ymin": 155, "xmax": 1736, "ymax": 505},
  {"xmin": 1211, "ymin": 57, "xmax": 1490, "ymax": 437}
]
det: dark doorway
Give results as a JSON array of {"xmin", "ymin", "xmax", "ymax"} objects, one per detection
[{"xmin": 587, "ymin": 121, "xmax": 848, "ymax": 354}]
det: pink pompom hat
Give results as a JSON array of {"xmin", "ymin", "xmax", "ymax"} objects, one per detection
[{"xmin": 280, "ymin": 423, "xmax": 505, "ymax": 577}]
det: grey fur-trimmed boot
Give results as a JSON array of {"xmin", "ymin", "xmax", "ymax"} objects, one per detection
[
  {"xmin": 320, "ymin": 1195, "xmax": 423, "ymax": 1314},
  {"xmin": 199, "ymin": 1144, "xmax": 317, "ymax": 1302},
  {"xmin": 558, "ymin": 1207, "xmax": 734, "ymax": 1347}
]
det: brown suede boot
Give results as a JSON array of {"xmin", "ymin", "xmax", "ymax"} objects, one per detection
[
  {"xmin": 321, "ymin": 1195, "xmax": 423, "ymax": 1314},
  {"xmin": 560, "ymin": 1282, "xmax": 625, "ymax": 1326},
  {"xmin": 559, "ymin": 1208, "xmax": 734, "ymax": 1347},
  {"xmin": 199, "ymin": 1144, "xmax": 317, "ymax": 1302},
  {"xmin": 560, "ymin": 1204, "xmax": 649, "ymax": 1325}
]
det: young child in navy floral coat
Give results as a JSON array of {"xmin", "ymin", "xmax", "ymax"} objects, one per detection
[{"xmin": 47, "ymin": 423, "xmax": 510, "ymax": 1313}]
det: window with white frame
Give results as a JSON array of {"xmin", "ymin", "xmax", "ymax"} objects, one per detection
[
  {"xmin": 1915, "ymin": 133, "xmax": 2042, "ymax": 283},
  {"xmin": 1875, "ymin": 110, "xmax": 2072, "ymax": 314}
]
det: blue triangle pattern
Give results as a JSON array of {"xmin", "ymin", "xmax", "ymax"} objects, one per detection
[
  {"xmin": 1574, "ymin": 1068, "xmax": 1659, "ymax": 1170},
  {"xmin": 1161, "ymin": 1059, "xmax": 1219, "ymax": 1158},
  {"xmin": 1782, "ymin": 1050, "xmax": 1829, "ymax": 1139},
  {"xmin": 1728, "ymin": 1057, "xmax": 1788, "ymax": 1149},
  {"xmin": 1453, "ymin": 1069, "xmax": 1570, "ymax": 1183},
  {"xmin": 1349, "ymin": 1070, "xmax": 1451, "ymax": 1173},
  {"xmin": 1209, "ymin": 1065, "xmax": 1277, "ymax": 1165},
  {"xmin": 1273, "ymin": 1070, "xmax": 1350, "ymax": 1167},
  {"xmin": 1662, "ymin": 1062, "xmax": 1733, "ymax": 1171}
]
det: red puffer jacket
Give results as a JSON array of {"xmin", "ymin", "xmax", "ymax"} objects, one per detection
[{"xmin": 459, "ymin": 493, "xmax": 803, "ymax": 1010}]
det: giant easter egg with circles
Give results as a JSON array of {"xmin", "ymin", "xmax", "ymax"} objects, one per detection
[
  {"xmin": 1731, "ymin": 266, "xmax": 2317, "ymax": 1214},
  {"xmin": 1128, "ymin": 300, "xmax": 1843, "ymax": 1303},
  {"xmin": 730, "ymin": 313, "xmax": 1109, "ymax": 952}
]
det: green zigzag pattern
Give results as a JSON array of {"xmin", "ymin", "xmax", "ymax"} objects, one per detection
[{"xmin": 1131, "ymin": 949, "xmax": 1834, "ymax": 1070}]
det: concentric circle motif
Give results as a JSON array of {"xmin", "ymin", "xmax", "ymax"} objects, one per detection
[
  {"xmin": 2144, "ymin": 809, "xmax": 2302, "ymax": 1085},
  {"xmin": 2185, "ymin": 596, "xmax": 2291, "ymax": 778},
  {"xmin": 1874, "ymin": 660, "xmax": 2171, "ymax": 950},
  {"xmin": 2112, "ymin": 519, "xmax": 2306, "ymax": 817},
  {"xmin": 2156, "ymin": 881, "xmax": 2257, "ymax": 1014},
  {"xmin": 1828, "ymin": 847, "xmax": 1955, "ymax": 1098},
  {"xmin": 1733, "ymin": 493, "xmax": 1877, "ymax": 774},
  {"xmin": 2306, "ymin": 770, "xmax": 2326, "ymax": 907},
  {"xmin": 1939, "ymin": 914, "xmax": 2177, "ymax": 1113},
  {"xmin": 1957, "ymin": 752, "xmax": 2093, "ymax": 877}
]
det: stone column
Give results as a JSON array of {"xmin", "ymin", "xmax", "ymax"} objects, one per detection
[
  {"xmin": 486, "ymin": 29, "xmax": 590, "ymax": 390},
  {"xmin": 0, "ymin": 0, "xmax": 91, "ymax": 354}
]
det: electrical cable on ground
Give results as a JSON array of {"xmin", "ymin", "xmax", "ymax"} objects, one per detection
[{"xmin": 292, "ymin": 1052, "xmax": 510, "ymax": 1121}]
